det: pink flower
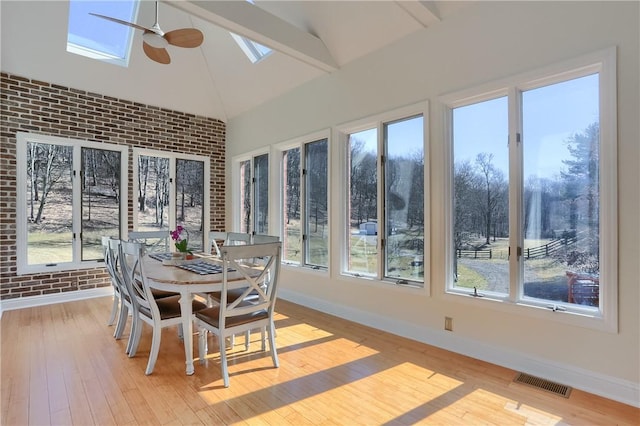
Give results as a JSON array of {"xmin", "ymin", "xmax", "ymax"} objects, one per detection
[{"xmin": 170, "ymin": 225, "xmax": 184, "ymax": 241}]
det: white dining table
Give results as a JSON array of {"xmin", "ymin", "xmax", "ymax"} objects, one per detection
[{"xmin": 142, "ymin": 254, "xmax": 250, "ymax": 375}]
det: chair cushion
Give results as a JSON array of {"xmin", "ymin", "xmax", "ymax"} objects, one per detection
[
  {"xmin": 195, "ymin": 304, "xmax": 268, "ymax": 328},
  {"xmin": 139, "ymin": 295, "xmax": 207, "ymax": 320},
  {"xmin": 152, "ymin": 288, "xmax": 179, "ymax": 299},
  {"xmin": 207, "ymin": 287, "xmax": 257, "ymax": 303}
]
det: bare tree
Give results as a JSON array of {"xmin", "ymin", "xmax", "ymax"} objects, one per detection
[
  {"xmin": 284, "ymin": 148, "xmax": 300, "ymax": 224},
  {"xmin": 28, "ymin": 143, "xmax": 73, "ymax": 224},
  {"xmin": 138, "ymin": 156, "xmax": 149, "ymax": 212},
  {"xmin": 349, "ymin": 139, "xmax": 377, "ymax": 226},
  {"xmin": 475, "ymin": 153, "xmax": 506, "ymax": 245}
]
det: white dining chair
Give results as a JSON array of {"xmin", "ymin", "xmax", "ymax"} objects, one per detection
[
  {"xmin": 226, "ymin": 232, "xmax": 251, "ymax": 246},
  {"xmin": 204, "ymin": 231, "xmax": 255, "ymax": 348},
  {"xmin": 205, "ymin": 231, "xmax": 251, "ymax": 302},
  {"xmin": 207, "ymin": 231, "xmax": 228, "ymax": 257},
  {"xmin": 251, "ymin": 234, "xmax": 280, "ymax": 244},
  {"xmin": 195, "ymin": 242, "xmax": 282, "ymax": 387},
  {"xmin": 128, "ymin": 230, "xmax": 170, "ymax": 253},
  {"xmin": 102, "ymin": 236, "xmax": 121, "ymax": 328},
  {"xmin": 119, "ymin": 240, "xmax": 207, "ymax": 375},
  {"xmin": 104, "ymin": 238, "xmax": 127, "ymax": 336}
]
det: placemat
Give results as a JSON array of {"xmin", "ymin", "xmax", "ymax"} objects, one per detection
[
  {"xmin": 149, "ymin": 252, "xmax": 174, "ymax": 261},
  {"xmin": 177, "ymin": 261, "xmax": 228, "ymax": 275}
]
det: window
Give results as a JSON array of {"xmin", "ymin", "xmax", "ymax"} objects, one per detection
[
  {"xmin": 230, "ymin": 0, "xmax": 273, "ymax": 64},
  {"xmin": 304, "ymin": 139, "xmax": 329, "ymax": 267},
  {"xmin": 340, "ymin": 103, "xmax": 428, "ymax": 287},
  {"xmin": 278, "ymin": 133, "xmax": 329, "ymax": 268},
  {"xmin": 133, "ymin": 149, "xmax": 209, "ymax": 252},
  {"xmin": 230, "ymin": 33, "xmax": 273, "ymax": 64},
  {"xmin": 282, "ymin": 147, "xmax": 301, "ymax": 263},
  {"xmin": 17, "ymin": 133, "xmax": 128, "ymax": 274},
  {"xmin": 236, "ymin": 152, "xmax": 269, "ymax": 235},
  {"xmin": 443, "ymin": 48, "xmax": 617, "ymax": 329},
  {"xmin": 67, "ymin": 0, "xmax": 139, "ymax": 67}
]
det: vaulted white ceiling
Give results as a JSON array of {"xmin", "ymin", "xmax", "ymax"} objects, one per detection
[{"xmin": 1, "ymin": 1, "xmax": 472, "ymax": 121}]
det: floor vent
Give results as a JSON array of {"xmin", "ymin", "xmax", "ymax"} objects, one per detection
[{"xmin": 514, "ymin": 372, "xmax": 572, "ymax": 398}]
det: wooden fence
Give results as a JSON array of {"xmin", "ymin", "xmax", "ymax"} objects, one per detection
[
  {"xmin": 523, "ymin": 236, "xmax": 577, "ymax": 259},
  {"xmin": 456, "ymin": 236, "xmax": 577, "ymax": 260},
  {"xmin": 456, "ymin": 249, "xmax": 493, "ymax": 259}
]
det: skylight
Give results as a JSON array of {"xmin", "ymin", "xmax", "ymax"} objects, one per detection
[
  {"xmin": 67, "ymin": 0, "xmax": 140, "ymax": 67},
  {"xmin": 230, "ymin": 33, "xmax": 273, "ymax": 63},
  {"xmin": 231, "ymin": 0, "xmax": 272, "ymax": 63}
]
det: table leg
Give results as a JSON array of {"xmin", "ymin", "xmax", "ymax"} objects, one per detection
[{"xmin": 179, "ymin": 291, "xmax": 195, "ymax": 375}]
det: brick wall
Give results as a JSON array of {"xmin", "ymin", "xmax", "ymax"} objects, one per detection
[{"xmin": 0, "ymin": 72, "xmax": 226, "ymax": 300}]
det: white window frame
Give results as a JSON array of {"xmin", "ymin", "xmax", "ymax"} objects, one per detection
[
  {"xmin": 440, "ymin": 47, "xmax": 617, "ymax": 332},
  {"xmin": 335, "ymin": 101, "xmax": 430, "ymax": 290},
  {"xmin": 274, "ymin": 129, "xmax": 331, "ymax": 270},
  {"xmin": 16, "ymin": 132, "xmax": 129, "ymax": 275},
  {"xmin": 132, "ymin": 148, "xmax": 210, "ymax": 249}
]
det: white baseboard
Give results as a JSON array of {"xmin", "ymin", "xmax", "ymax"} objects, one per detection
[
  {"xmin": 279, "ymin": 289, "xmax": 640, "ymax": 408},
  {"xmin": 0, "ymin": 287, "xmax": 113, "ymax": 317}
]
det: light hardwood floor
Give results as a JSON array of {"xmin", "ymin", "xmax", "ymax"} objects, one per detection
[{"xmin": 1, "ymin": 296, "xmax": 638, "ymax": 425}]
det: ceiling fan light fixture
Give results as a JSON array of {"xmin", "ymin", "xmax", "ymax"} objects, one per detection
[{"xmin": 143, "ymin": 31, "xmax": 168, "ymax": 48}]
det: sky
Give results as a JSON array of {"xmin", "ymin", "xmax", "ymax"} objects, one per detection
[
  {"xmin": 454, "ymin": 73, "xmax": 599, "ymax": 180},
  {"xmin": 347, "ymin": 73, "xmax": 598, "ymax": 183},
  {"xmin": 350, "ymin": 115, "xmax": 424, "ymax": 159},
  {"xmin": 67, "ymin": 0, "xmax": 138, "ymax": 58}
]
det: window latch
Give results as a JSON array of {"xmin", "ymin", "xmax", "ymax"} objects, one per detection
[
  {"xmin": 470, "ymin": 286, "xmax": 485, "ymax": 297},
  {"xmin": 546, "ymin": 305, "xmax": 567, "ymax": 312}
]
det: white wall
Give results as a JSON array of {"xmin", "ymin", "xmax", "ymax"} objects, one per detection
[{"xmin": 227, "ymin": 1, "xmax": 640, "ymax": 405}]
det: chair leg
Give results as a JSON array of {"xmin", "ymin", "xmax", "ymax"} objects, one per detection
[
  {"xmin": 145, "ymin": 325, "xmax": 162, "ymax": 375},
  {"xmin": 219, "ymin": 334, "xmax": 230, "ymax": 388},
  {"xmin": 114, "ymin": 303, "xmax": 129, "ymax": 339},
  {"xmin": 126, "ymin": 315, "xmax": 136, "ymax": 354},
  {"xmin": 177, "ymin": 323, "xmax": 184, "ymax": 340},
  {"xmin": 198, "ymin": 327, "xmax": 208, "ymax": 365},
  {"xmin": 260, "ymin": 326, "xmax": 266, "ymax": 351},
  {"xmin": 107, "ymin": 293, "xmax": 119, "ymax": 326},
  {"xmin": 268, "ymin": 322, "xmax": 279, "ymax": 368},
  {"xmin": 128, "ymin": 317, "xmax": 143, "ymax": 357},
  {"xmin": 245, "ymin": 330, "xmax": 250, "ymax": 351}
]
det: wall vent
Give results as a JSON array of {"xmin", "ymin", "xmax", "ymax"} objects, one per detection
[{"xmin": 514, "ymin": 372, "xmax": 572, "ymax": 398}]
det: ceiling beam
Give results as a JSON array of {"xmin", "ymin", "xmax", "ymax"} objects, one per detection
[
  {"xmin": 395, "ymin": 1, "xmax": 441, "ymax": 27},
  {"xmin": 167, "ymin": 0, "xmax": 338, "ymax": 73}
]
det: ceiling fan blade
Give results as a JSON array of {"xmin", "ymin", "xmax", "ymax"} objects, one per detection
[
  {"xmin": 89, "ymin": 13, "xmax": 150, "ymax": 32},
  {"xmin": 164, "ymin": 28, "xmax": 204, "ymax": 48},
  {"xmin": 143, "ymin": 42, "xmax": 171, "ymax": 64}
]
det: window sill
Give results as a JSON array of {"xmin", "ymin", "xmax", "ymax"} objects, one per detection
[
  {"xmin": 442, "ymin": 290, "xmax": 615, "ymax": 333},
  {"xmin": 17, "ymin": 260, "xmax": 105, "ymax": 276}
]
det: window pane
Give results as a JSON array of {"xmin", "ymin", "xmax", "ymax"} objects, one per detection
[
  {"xmin": 81, "ymin": 147, "xmax": 121, "ymax": 261},
  {"xmin": 254, "ymin": 154, "xmax": 269, "ymax": 234},
  {"xmin": 136, "ymin": 155, "xmax": 169, "ymax": 231},
  {"xmin": 67, "ymin": 0, "xmax": 137, "ymax": 64},
  {"xmin": 347, "ymin": 128, "xmax": 378, "ymax": 276},
  {"xmin": 384, "ymin": 116, "xmax": 425, "ymax": 283},
  {"xmin": 176, "ymin": 159, "xmax": 205, "ymax": 252},
  {"xmin": 239, "ymin": 160, "xmax": 251, "ymax": 233},
  {"xmin": 305, "ymin": 139, "xmax": 328, "ymax": 267},
  {"xmin": 26, "ymin": 142, "xmax": 73, "ymax": 265},
  {"xmin": 522, "ymin": 74, "xmax": 600, "ymax": 307},
  {"xmin": 283, "ymin": 148, "xmax": 301, "ymax": 263},
  {"xmin": 452, "ymin": 97, "xmax": 509, "ymax": 293}
]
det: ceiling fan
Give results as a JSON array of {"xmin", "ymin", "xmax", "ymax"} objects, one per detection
[{"xmin": 90, "ymin": 1, "xmax": 203, "ymax": 65}]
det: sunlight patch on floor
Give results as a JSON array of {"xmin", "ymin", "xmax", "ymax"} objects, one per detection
[{"xmin": 504, "ymin": 400, "xmax": 567, "ymax": 425}]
